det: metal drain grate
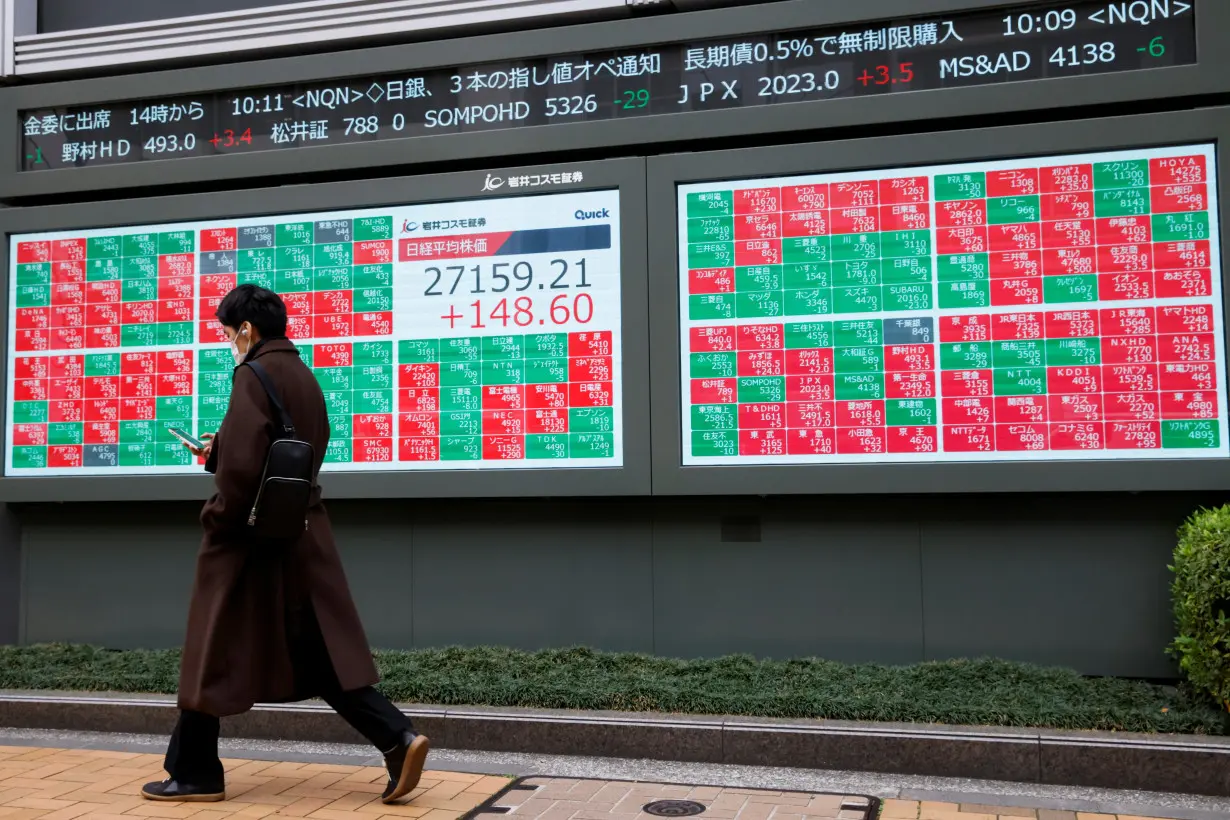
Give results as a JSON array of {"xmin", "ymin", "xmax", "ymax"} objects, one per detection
[{"xmin": 642, "ymin": 800, "xmax": 707, "ymax": 817}]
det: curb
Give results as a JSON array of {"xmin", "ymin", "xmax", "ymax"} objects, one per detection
[{"xmin": 2, "ymin": 692, "xmax": 1229, "ymax": 797}]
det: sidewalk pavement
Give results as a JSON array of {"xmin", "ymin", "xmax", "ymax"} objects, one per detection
[
  {"xmin": 492, "ymin": 777, "xmax": 1184, "ymax": 820},
  {"xmin": 0, "ymin": 745, "xmax": 508, "ymax": 820},
  {"xmin": 0, "ymin": 746, "xmax": 1194, "ymax": 820}
]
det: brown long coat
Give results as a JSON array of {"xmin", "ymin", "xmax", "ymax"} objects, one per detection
[{"xmin": 177, "ymin": 338, "xmax": 379, "ymax": 717}]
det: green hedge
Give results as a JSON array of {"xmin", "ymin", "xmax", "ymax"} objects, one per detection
[
  {"xmin": 0, "ymin": 644, "xmax": 1224, "ymax": 735},
  {"xmin": 1170, "ymin": 505, "xmax": 1230, "ymax": 712}
]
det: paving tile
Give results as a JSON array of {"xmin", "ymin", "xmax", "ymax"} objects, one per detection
[
  {"xmin": 686, "ymin": 788, "xmax": 722, "ymax": 801},
  {"xmin": 747, "ymin": 795, "xmax": 810, "ymax": 806},
  {"xmin": 231, "ymin": 808, "xmax": 280, "ymax": 819},
  {"xmin": 731, "ymin": 803, "xmax": 772, "ymax": 820},
  {"xmin": 25, "ymin": 805, "xmax": 97, "ymax": 820},
  {"xmin": 120, "ymin": 804, "xmax": 206, "ymax": 819},
  {"xmin": 2, "ymin": 800, "xmax": 81, "ymax": 812},
  {"xmin": 417, "ymin": 783, "xmax": 469, "ymax": 801},
  {"xmin": 419, "ymin": 811, "xmax": 468, "ymax": 820},
  {"xmin": 372, "ymin": 805, "xmax": 431, "ymax": 818},
  {"xmin": 0, "ymin": 791, "xmax": 40, "ymax": 805},
  {"xmin": 960, "ymin": 807, "xmax": 1036, "ymax": 817},
  {"xmin": 465, "ymin": 777, "xmax": 512, "ymax": 795}
]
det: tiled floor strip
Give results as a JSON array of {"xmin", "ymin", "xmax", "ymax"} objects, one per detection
[
  {"xmin": 0, "ymin": 747, "xmax": 1201, "ymax": 820},
  {"xmin": 878, "ymin": 800, "xmax": 1178, "ymax": 820},
  {"xmin": 479, "ymin": 778, "xmax": 1177, "ymax": 820},
  {"xmin": 0, "ymin": 745, "xmax": 509, "ymax": 819},
  {"xmin": 484, "ymin": 778, "xmax": 876, "ymax": 820}
]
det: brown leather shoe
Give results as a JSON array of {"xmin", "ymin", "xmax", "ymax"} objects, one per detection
[{"xmin": 381, "ymin": 731, "xmax": 430, "ymax": 804}]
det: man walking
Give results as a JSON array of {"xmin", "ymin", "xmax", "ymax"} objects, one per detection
[{"xmin": 142, "ymin": 284, "xmax": 429, "ymax": 804}]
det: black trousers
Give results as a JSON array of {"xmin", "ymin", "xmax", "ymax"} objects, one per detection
[
  {"xmin": 165, "ymin": 595, "xmax": 412, "ymax": 785},
  {"xmin": 164, "ymin": 686, "xmax": 414, "ymax": 785}
]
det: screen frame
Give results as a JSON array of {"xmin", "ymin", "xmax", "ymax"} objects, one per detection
[
  {"xmin": 646, "ymin": 107, "xmax": 1230, "ymax": 495},
  {"xmin": 0, "ymin": 0, "xmax": 1225, "ymax": 199},
  {"xmin": 0, "ymin": 156, "xmax": 650, "ymax": 501}
]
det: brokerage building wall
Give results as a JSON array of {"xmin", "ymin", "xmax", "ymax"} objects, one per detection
[
  {"xmin": 0, "ymin": 506, "xmax": 17, "ymax": 645},
  {"xmin": 10, "ymin": 492, "xmax": 1212, "ymax": 678},
  {"xmin": 2, "ymin": 0, "xmax": 1228, "ymax": 682}
]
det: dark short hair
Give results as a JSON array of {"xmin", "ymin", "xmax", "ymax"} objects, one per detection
[{"xmin": 215, "ymin": 284, "xmax": 288, "ymax": 338}]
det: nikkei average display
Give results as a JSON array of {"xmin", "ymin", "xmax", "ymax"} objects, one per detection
[
  {"xmin": 5, "ymin": 189, "xmax": 622, "ymax": 476},
  {"xmin": 676, "ymin": 144, "xmax": 1226, "ymax": 464}
]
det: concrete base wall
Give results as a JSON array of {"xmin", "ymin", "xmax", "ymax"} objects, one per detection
[
  {"xmin": 6, "ymin": 492, "xmax": 1223, "ymax": 678},
  {"xmin": 0, "ymin": 506, "xmax": 18, "ymax": 645}
]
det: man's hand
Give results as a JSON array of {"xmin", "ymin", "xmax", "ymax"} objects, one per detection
[{"xmin": 185, "ymin": 432, "xmax": 215, "ymax": 460}]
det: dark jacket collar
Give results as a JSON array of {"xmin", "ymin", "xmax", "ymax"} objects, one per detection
[{"xmin": 243, "ymin": 337, "xmax": 297, "ymax": 364}]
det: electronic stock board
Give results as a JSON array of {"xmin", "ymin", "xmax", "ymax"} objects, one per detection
[
  {"xmin": 0, "ymin": 159, "xmax": 650, "ymax": 498},
  {"xmin": 3, "ymin": 0, "xmax": 1216, "ymax": 197},
  {"xmin": 679, "ymin": 143, "xmax": 1224, "ymax": 464},
  {"xmin": 649, "ymin": 111, "xmax": 1230, "ymax": 493}
]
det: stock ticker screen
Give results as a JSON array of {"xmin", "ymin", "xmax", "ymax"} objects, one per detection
[{"xmin": 19, "ymin": 1, "xmax": 1197, "ymax": 171}]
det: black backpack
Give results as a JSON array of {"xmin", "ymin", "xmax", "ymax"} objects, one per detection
[{"xmin": 242, "ymin": 360, "xmax": 316, "ymax": 540}]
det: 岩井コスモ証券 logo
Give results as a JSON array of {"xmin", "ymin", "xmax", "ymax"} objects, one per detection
[{"xmin": 480, "ymin": 170, "xmax": 584, "ymax": 192}]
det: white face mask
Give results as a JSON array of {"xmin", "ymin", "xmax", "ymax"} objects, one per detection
[{"xmin": 230, "ymin": 328, "xmax": 248, "ymax": 366}]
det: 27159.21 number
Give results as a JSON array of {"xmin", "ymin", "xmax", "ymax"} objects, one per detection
[{"xmin": 423, "ymin": 258, "xmax": 590, "ymax": 296}]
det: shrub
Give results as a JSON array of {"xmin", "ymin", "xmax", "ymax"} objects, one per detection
[
  {"xmin": 0, "ymin": 643, "xmax": 1225, "ymax": 734},
  {"xmin": 1170, "ymin": 505, "xmax": 1230, "ymax": 712}
]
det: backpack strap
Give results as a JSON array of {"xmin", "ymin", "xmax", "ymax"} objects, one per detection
[{"xmin": 242, "ymin": 360, "xmax": 296, "ymax": 438}]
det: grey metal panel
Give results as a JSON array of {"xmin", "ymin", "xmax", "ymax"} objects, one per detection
[
  {"xmin": 651, "ymin": 498, "xmax": 925, "ymax": 663},
  {"xmin": 1, "ymin": 0, "xmax": 1226, "ymax": 198},
  {"xmin": 20, "ymin": 502, "xmax": 200, "ymax": 648},
  {"xmin": 323, "ymin": 500, "xmax": 415, "ymax": 650},
  {"xmin": 10, "ymin": 493, "xmax": 1210, "ymax": 675},
  {"xmin": 1, "ymin": 1, "xmax": 19, "ymax": 78},
  {"xmin": 0, "ymin": 156, "xmax": 652, "ymax": 501},
  {"xmin": 38, "ymin": 0, "xmax": 304, "ymax": 33},
  {"xmin": 16, "ymin": 499, "xmax": 416, "ymax": 650},
  {"xmin": 410, "ymin": 499, "xmax": 654, "ymax": 652},
  {"xmin": 21, "ymin": 0, "xmax": 637, "ymax": 78},
  {"xmin": 646, "ymin": 107, "xmax": 1230, "ymax": 495},
  {"xmin": 918, "ymin": 493, "xmax": 1199, "ymax": 679},
  {"xmin": 0, "ymin": 504, "xmax": 18, "ymax": 644}
]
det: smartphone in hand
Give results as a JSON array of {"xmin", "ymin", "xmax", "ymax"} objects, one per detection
[{"xmin": 167, "ymin": 427, "xmax": 205, "ymax": 450}]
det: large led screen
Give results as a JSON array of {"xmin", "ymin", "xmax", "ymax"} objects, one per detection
[
  {"xmin": 7, "ymin": 189, "xmax": 623, "ymax": 476},
  {"xmin": 677, "ymin": 145, "xmax": 1226, "ymax": 464}
]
